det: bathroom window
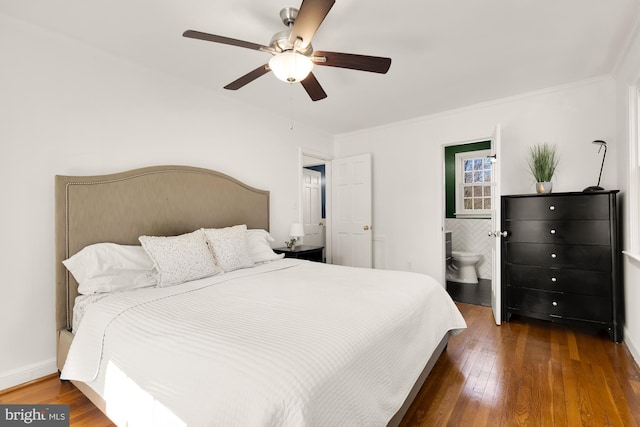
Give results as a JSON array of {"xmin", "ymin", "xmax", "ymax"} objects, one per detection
[{"xmin": 455, "ymin": 150, "xmax": 492, "ymax": 217}]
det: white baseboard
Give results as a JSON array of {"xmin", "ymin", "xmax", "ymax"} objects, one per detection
[
  {"xmin": 373, "ymin": 235, "xmax": 386, "ymax": 270},
  {"xmin": 0, "ymin": 359, "xmax": 57, "ymax": 392},
  {"xmin": 624, "ymin": 326, "xmax": 640, "ymax": 369}
]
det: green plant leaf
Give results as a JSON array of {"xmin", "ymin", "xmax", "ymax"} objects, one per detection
[{"xmin": 527, "ymin": 143, "xmax": 558, "ymax": 182}]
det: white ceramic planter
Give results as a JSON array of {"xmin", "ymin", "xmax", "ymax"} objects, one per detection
[{"xmin": 536, "ymin": 181, "xmax": 553, "ymax": 194}]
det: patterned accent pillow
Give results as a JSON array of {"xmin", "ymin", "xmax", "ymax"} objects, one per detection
[
  {"xmin": 139, "ymin": 229, "xmax": 221, "ymax": 287},
  {"xmin": 203, "ymin": 225, "xmax": 255, "ymax": 272}
]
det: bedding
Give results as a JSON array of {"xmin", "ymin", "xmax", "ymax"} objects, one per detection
[
  {"xmin": 139, "ymin": 229, "xmax": 222, "ymax": 287},
  {"xmin": 246, "ymin": 229, "xmax": 285, "ymax": 264},
  {"xmin": 61, "ymin": 259, "xmax": 466, "ymax": 427},
  {"xmin": 72, "ymin": 293, "xmax": 111, "ymax": 333},
  {"xmin": 63, "ymin": 243, "xmax": 157, "ymax": 294},
  {"xmin": 203, "ymin": 224, "xmax": 255, "ymax": 271}
]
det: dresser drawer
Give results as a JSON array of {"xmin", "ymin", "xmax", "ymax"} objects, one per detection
[
  {"xmin": 506, "ymin": 265, "xmax": 611, "ymax": 296},
  {"xmin": 505, "ymin": 220, "xmax": 610, "ymax": 245},
  {"xmin": 504, "ymin": 194, "xmax": 610, "ymax": 220},
  {"xmin": 507, "ymin": 288, "xmax": 612, "ymax": 323},
  {"xmin": 505, "ymin": 242, "xmax": 611, "ymax": 271}
]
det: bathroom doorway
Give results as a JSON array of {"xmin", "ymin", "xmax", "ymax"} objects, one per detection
[{"xmin": 442, "ymin": 125, "xmax": 502, "ymax": 322}]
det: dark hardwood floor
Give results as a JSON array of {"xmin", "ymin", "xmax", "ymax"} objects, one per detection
[
  {"xmin": 399, "ymin": 303, "xmax": 640, "ymax": 427},
  {"xmin": 2, "ymin": 303, "xmax": 639, "ymax": 426}
]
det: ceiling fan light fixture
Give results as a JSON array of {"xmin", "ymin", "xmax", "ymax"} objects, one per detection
[{"xmin": 269, "ymin": 51, "xmax": 313, "ymax": 83}]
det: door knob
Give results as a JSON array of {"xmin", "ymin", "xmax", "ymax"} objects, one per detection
[
  {"xmin": 489, "ymin": 231, "xmax": 508, "ymax": 237},
  {"xmin": 363, "ymin": 225, "xmax": 370, "ymax": 231}
]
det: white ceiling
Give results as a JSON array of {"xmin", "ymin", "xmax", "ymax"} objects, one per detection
[{"xmin": 2, "ymin": 0, "xmax": 639, "ymax": 135}]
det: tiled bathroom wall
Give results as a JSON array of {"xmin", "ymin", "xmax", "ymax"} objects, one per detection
[{"xmin": 445, "ymin": 218, "xmax": 492, "ymax": 280}]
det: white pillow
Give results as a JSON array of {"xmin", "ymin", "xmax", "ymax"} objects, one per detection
[
  {"xmin": 63, "ymin": 243, "xmax": 158, "ymax": 294},
  {"xmin": 247, "ymin": 229, "xmax": 285, "ymax": 264},
  {"xmin": 203, "ymin": 225, "xmax": 255, "ymax": 272},
  {"xmin": 139, "ymin": 229, "xmax": 221, "ymax": 287}
]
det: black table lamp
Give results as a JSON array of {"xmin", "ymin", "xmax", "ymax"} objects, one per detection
[{"xmin": 583, "ymin": 140, "xmax": 607, "ymax": 192}]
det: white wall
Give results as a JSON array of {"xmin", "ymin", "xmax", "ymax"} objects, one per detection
[
  {"xmin": 0, "ymin": 14, "xmax": 333, "ymax": 390},
  {"xmin": 335, "ymin": 78, "xmax": 617, "ymax": 284},
  {"xmin": 2, "ymin": 8, "xmax": 636, "ymax": 392},
  {"xmin": 614, "ymin": 21, "xmax": 640, "ymax": 364}
]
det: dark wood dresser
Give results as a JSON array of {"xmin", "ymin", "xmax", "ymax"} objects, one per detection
[{"xmin": 501, "ymin": 191, "xmax": 622, "ymax": 342}]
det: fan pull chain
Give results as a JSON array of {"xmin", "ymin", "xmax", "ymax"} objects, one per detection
[{"xmin": 289, "ymin": 82, "xmax": 295, "ymax": 131}]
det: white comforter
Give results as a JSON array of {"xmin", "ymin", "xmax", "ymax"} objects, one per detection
[{"xmin": 62, "ymin": 259, "xmax": 466, "ymax": 427}]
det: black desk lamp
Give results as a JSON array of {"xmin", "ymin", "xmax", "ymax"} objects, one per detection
[{"xmin": 583, "ymin": 140, "xmax": 607, "ymax": 192}]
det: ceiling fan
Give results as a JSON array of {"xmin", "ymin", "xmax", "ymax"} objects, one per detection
[{"xmin": 183, "ymin": 0, "xmax": 391, "ymax": 101}]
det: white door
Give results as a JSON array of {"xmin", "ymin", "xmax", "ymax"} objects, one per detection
[
  {"xmin": 331, "ymin": 153, "xmax": 372, "ymax": 267},
  {"xmin": 302, "ymin": 168, "xmax": 324, "ymax": 247},
  {"xmin": 490, "ymin": 124, "xmax": 502, "ymax": 325}
]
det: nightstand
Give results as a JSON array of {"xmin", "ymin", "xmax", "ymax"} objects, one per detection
[{"xmin": 274, "ymin": 245, "xmax": 324, "ymax": 262}]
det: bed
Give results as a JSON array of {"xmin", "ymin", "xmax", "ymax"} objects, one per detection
[{"xmin": 55, "ymin": 165, "xmax": 466, "ymax": 426}]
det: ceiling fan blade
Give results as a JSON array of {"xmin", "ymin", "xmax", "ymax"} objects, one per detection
[
  {"xmin": 300, "ymin": 72, "xmax": 327, "ymax": 101},
  {"xmin": 288, "ymin": 0, "xmax": 335, "ymax": 50},
  {"xmin": 312, "ymin": 51, "xmax": 391, "ymax": 74},
  {"xmin": 183, "ymin": 30, "xmax": 271, "ymax": 52},
  {"xmin": 224, "ymin": 64, "xmax": 271, "ymax": 90}
]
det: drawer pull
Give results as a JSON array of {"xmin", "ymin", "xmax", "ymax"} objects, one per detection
[
  {"xmin": 549, "ymin": 205, "xmax": 556, "ymax": 211},
  {"xmin": 552, "ymin": 301, "xmax": 558, "ymax": 307},
  {"xmin": 551, "ymin": 253, "xmax": 557, "ymax": 259},
  {"xmin": 550, "ymin": 229, "xmax": 556, "ymax": 235},
  {"xmin": 551, "ymin": 277, "xmax": 557, "ymax": 283}
]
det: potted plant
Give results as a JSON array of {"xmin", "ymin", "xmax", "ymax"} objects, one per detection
[{"xmin": 527, "ymin": 143, "xmax": 558, "ymax": 193}]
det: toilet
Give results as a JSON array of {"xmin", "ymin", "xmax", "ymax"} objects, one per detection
[{"xmin": 448, "ymin": 251, "xmax": 481, "ymax": 284}]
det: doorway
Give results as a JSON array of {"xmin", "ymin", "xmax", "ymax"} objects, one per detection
[
  {"xmin": 302, "ymin": 162, "xmax": 326, "ymax": 248},
  {"xmin": 443, "ymin": 140, "xmax": 492, "ymax": 307},
  {"xmin": 299, "ymin": 150, "xmax": 374, "ymax": 267},
  {"xmin": 442, "ymin": 124, "xmax": 501, "ymax": 326},
  {"xmin": 300, "ymin": 150, "xmax": 331, "ymax": 262}
]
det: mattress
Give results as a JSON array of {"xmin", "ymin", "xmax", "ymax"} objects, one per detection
[{"xmin": 62, "ymin": 259, "xmax": 466, "ymax": 426}]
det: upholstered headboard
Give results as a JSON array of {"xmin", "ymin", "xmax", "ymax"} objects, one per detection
[{"xmin": 55, "ymin": 165, "xmax": 269, "ymax": 332}]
